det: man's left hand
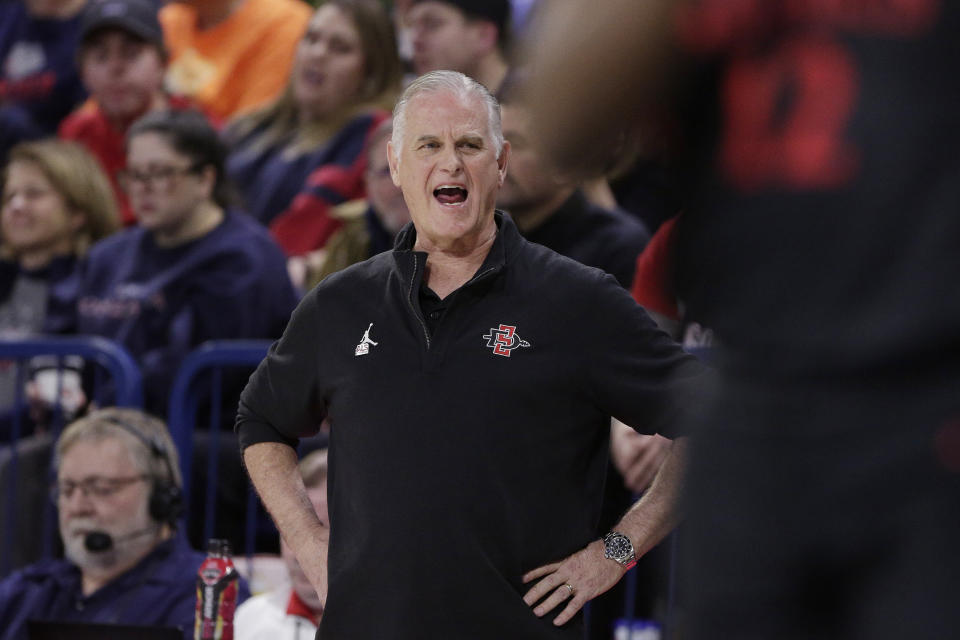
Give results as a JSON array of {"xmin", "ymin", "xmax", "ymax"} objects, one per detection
[{"xmin": 522, "ymin": 539, "xmax": 625, "ymax": 626}]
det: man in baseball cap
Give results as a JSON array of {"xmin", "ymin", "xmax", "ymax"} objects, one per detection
[
  {"xmin": 406, "ymin": 0, "xmax": 510, "ymax": 92},
  {"xmin": 61, "ymin": 0, "xmax": 197, "ymax": 226}
]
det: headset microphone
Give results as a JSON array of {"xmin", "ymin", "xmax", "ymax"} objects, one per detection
[{"xmin": 84, "ymin": 526, "xmax": 157, "ymax": 552}]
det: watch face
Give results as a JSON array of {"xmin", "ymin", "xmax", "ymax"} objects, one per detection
[{"xmin": 606, "ymin": 533, "xmax": 633, "ymax": 561}]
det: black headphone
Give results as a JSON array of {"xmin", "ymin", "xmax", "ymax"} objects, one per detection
[{"xmin": 103, "ymin": 415, "xmax": 184, "ymax": 527}]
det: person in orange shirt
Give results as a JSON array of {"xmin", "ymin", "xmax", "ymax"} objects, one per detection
[{"xmin": 160, "ymin": 0, "xmax": 311, "ymax": 122}]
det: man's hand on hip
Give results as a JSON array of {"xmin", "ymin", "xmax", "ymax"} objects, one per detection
[{"xmin": 521, "ymin": 539, "xmax": 625, "ymax": 626}]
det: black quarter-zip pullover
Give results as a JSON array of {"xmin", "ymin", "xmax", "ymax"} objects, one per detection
[{"xmin": 237, "ymin": 212, "xmax": 702, "ymax": 639}]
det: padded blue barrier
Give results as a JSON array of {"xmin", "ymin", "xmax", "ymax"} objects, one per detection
[{"xmin": 0, "ymin": 336, "xmax": 143, "ymax": 577}]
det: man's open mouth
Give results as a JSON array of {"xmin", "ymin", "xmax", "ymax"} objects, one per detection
[{"xmin": 433, "ymin": 185, "xmax": 468, "ymax": 205}]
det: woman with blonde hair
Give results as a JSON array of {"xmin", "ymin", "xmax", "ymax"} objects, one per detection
[
  {"xmin": 1, "ymin": 139, "xmax": 119, "ymax": 336},
  {"xmin": 225, "ymin": 0, "xmax": 402, "ymax": 258},
  {"xmin": 1, "ymin": 139, "xmax": 120, "ymax": 433}
]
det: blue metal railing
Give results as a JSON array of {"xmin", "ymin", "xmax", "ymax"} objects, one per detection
[
  {"xmin": 0, "ymin": 336, "xmax": 143, "ymax": 408},
  {"xmin": 166, "ymin": 340, "xmax": 271, "ymax": 557}
]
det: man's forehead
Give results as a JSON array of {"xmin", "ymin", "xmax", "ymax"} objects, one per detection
[
  {"xmin": 405, "ymin": 91, "xmax": 489, "ymax": 138},
  {"xmin": 59, "ymin": 436, "xmax": 136, "ymax": 472}
]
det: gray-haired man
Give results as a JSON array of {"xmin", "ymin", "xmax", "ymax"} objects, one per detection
[{"xmin": 237, "ymin": 70, "xmax": 702, "ymax": 639}]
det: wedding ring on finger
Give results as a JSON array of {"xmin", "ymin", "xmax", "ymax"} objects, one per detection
[{"xmin": 562, "ymin": 583, "xmax": 574, "ymax": 598}]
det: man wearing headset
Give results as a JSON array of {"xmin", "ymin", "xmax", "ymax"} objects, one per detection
[{"xmin": 0, "ymin": 407, "xmax": 248, "ymax": 640}]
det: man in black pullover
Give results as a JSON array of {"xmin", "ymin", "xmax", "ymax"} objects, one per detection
[{"xmin": 236, "ymin": 70, "xmax": 701, "ymax": 640}]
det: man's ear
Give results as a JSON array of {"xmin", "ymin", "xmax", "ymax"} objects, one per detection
[
  {"xmin": 387, "ymin": 140, "xmax": 402, "ymax": 187},
  {"xmin": 497, "ymin": 140, "xmax": 510, "ymax": 187}
]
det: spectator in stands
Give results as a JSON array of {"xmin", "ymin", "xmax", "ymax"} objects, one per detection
[
  {"xmin": 629, "ymin": 214, "xmax": 714, "ymax": 349},
  {"xmin": 76, "ymin": 110, "xmax": 298, "ymax": 417},
  {"xmin": 293, "ymin": 118, "xmax": 411, "ymax": 291},
  {"xmin": 407, "ymin": 0, "xmax": 510, "ymax": 92},
  {"xmin": 0, "ymin": 0, "xmax": 89, "ymax": 160},
  {"xmin": 235, "ymin": 447, "xmax": 329, "ymax": 639},
  {"xmin": 0, "ymin": 407, "xmax": 249, "ymax": 640},
  {"xmin": 225, "ymin": 0, "xmax": 402, "ymax": 258},
  {"xmin": 60, "ymin": 0, "xmax": 197, "ymax": 227},
  {"xmin": 496, "ymin": 96, "xmax": 649, "ymax": 288},
  {"xmin": 160, "ymin": 0, "xmax": 311, "ymax": 121},
  {"xmin": 497, "ymin": 94, "xmax": 669, "ymax": 637},
  {"xmin": 1, "ymin": 139, "xmax": 119, "ymax": 337},
  {"xmin": 0, "ymin": 140, "xmax": 119, "ymax": 434}
]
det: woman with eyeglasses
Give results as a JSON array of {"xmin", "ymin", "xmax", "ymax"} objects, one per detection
[
  {"xmin": 1, "ymin": 140, "xmax": 119, "ymax": 438},
  {"xmin": 75, "ymin": 109, "xmax": 299, "ymax": 418},
  {"xmin": 224, "ymin": 0, "xmax": 402, "ymax": 261}
]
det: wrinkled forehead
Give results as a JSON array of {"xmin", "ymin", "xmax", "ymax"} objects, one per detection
[
  {"xmin": 404, "ymin": 90, "xmax": 493, "ymax": 143},
  {"xmin": 58, "ymin": 435, "xmax": 139, "ymax": 478}
]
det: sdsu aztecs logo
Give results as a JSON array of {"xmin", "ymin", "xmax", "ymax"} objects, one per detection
[{"xmin": 482, "ymin": 324, "xmax": 530, "ymax": 357}]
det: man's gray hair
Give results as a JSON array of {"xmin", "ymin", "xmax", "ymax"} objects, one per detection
[
  {"xmin": 392, "ymin": 70, "xmax": 504, "ymax": 157},
  {"xmin": 55, "ymin": 407, "xmax": 182, "ymax": 489}
]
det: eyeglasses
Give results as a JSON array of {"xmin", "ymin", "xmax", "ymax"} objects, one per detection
[
  {"xmin": 118, "ymin": 164, "xmax": 203, "ymax": 192},
  {"xmin": 51, "ymin": 475, "xmax": 149, "ymax": 503}
]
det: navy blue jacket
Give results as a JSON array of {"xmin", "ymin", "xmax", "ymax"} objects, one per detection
[
  {"xmin": 0, "ymin": 2, "xmax": 87, "ymax": 156},
  {"xmin": 77, "ymin": 210, "xmax": 299, "ymax": 415},
  {"xmin": 0, "ymin": 533, "xmax": 249, "ymax": 640},
  {"xmin": 0, "ymin": 256, "xmax": 81, "ymax": 439},
  {"xmin": 0, "ymin": 255, "xmax": 80, "ymax": 335},
  {"xmin": 226, "ymin": 112, "xmax": 380, "ymax": 226}
]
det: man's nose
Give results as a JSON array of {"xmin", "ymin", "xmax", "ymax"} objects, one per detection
[
  {"xmin": 5, "ymin": 194, "xmax": 25, "ymax": 212},
  {"xmin": 438, "ymin": 145, "xmax": 463, "ymax": 174},
  {"xmin": 61, "ymin": 488, "xmax": 96, "ymax": 516},
  {"xmin": 106, "ymin": 54, "xmax": 127, "ymax": 76},
  {"xmin": 410, "ymin": 25, "xmax": 425, "ymax": 46}
]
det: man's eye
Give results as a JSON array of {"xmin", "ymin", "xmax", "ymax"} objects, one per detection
[{"xmin": 88, "ymin": 481, "xmax": 113, "ymax": 495}]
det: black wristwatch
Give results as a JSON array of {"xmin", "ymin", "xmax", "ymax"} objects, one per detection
[{"xmin": 602, "ymin": 531, "xmax": 637, "ymax": 570}]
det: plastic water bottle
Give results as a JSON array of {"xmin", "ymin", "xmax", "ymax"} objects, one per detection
[{"xmin": 194, "ymin": 539, "xmax": 239, "ymax": 640}]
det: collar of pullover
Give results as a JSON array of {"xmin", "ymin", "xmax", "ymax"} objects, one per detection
[{"xmin": 391, "ymin": 211, "xmax": 521, "ymax": 291}]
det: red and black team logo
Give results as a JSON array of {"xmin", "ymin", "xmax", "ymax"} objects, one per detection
[{"xmin": 482, "ymin": 324, "xmax": 531, "ymax": 357}]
